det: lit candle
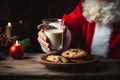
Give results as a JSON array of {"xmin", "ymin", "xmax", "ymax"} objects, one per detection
[
  {"xmin": 6, "ymin": 22, "xmax": 12, "ymax": 37},
  {"xmin": 9, "ymin": 40, "xmax": 24, "ymax": 59}
]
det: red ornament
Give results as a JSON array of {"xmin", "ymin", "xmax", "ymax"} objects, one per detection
[{"xmin": 9, "ymin": 40, "xmax": 24, "ymax": 59}]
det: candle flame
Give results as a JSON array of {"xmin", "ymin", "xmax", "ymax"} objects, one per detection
[
  {"xmin": 16, "ymin": 40, "xmax": 19, "ymax": 44},
  {"xmin": 8, "ymin": 22, "xmax": 12, "ymax": 27}
]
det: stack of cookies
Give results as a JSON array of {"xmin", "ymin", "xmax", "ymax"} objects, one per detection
[{"xmin": 46, "ymin": 48, "xmax": 92, "ymax": 63}]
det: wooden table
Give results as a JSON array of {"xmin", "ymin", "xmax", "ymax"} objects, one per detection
[{"xmin": 0, "ymin": 53, "xmax": 120, "ymax": 80}]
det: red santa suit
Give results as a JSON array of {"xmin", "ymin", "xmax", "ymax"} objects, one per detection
[{"xmin": 62, "ymin": 0, "xmax": 120, "ymax": 58}]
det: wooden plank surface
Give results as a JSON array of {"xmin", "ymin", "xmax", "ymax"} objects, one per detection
[{"xmin": 0, "ymin": 53, "xmax": 120, "ymax": 80}]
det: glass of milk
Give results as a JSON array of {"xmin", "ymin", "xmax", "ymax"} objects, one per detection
[{"xmin": 42, "ymin": 18, "xmax": 64, "ymax": 51}]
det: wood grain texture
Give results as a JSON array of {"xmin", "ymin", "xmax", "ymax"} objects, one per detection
[{"xmin": 0, "ymin": 53, "xmax": 120, "ymax": 80}]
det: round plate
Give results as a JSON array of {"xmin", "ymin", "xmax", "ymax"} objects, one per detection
[{"xmin": 37, "ymin": 54, "xmax": 100, "ymax": 69}]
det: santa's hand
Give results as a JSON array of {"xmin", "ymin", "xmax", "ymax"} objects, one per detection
[
  {"xmin": 37, "ymin": 24, "xmax": 67, "ymax": 51},
  {"xmin": 37, "ymin": 24, "xmax": 51, "ymax": 51}
]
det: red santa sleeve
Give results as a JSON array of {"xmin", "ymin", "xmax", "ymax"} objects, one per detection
[{"xmin": 62, "ymin": 0, "xmax": 84, "ymax": 48}]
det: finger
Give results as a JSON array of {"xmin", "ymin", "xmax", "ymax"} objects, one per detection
[
  {"xmin": 37, "ymin": 37, "xmax": 50, "ymax": 50},
  {"xmin": 37, "ymin": 24, "xmax": 44, "ymax": 30},
  {"xmin": 38, "ymin": 29, "xmax": 49, "ymax": 42},
  {"xmin": 37, "ymin": 30, "xmax": 51, "ymax": 50}
]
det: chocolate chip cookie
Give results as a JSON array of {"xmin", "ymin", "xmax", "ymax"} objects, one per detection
[
  {"xmin": 46, "ymin": 55, "xmax": 68, "ymax": 63},
  {"xmin": 61, "ymin": 48, "xmax": 88, "ymax": 59}
]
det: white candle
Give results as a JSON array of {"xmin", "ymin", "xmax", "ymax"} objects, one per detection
[{"xmin": 6, "ymin": 22, "xmax": 13, "ymax": 37}]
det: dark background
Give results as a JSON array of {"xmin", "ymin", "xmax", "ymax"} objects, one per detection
[{"xmin": 0, "ymin": 0, "xmax": 79, "ymax": 53}]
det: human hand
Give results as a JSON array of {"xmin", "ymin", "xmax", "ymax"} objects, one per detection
[
  {"xmin": 37, "ymin": 24, "xmax": 67, "ymax": 51},
  {"xmin": 37, "ymin": 24, "xmax": 51, "ymax": 50}
]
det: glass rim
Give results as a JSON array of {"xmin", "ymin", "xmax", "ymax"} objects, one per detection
[{"xmin": 42, "ymin": 18, "xmax": 61, "ymax": 23}]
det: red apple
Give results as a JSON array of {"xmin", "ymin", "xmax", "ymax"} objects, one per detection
[{"xmin": 9, "ymin": 41, "xmax": 24, "ymax": 59}]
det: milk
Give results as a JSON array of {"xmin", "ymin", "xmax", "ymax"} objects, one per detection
[{"xmin": 45, "ymin": 29, "xmax": 63, "ymax": 50}]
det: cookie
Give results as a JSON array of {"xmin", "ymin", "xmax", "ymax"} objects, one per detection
[
  {"xmin": 46, "ymin": 55, "xmax": 68, "ymax": 63},
  {"xmin": 61, "ymin": 48, "xmax": 88, "ymax": 59},
  {"xmin": 70, "ymin": 54, "xmax": 93, "ymax": 63}
]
